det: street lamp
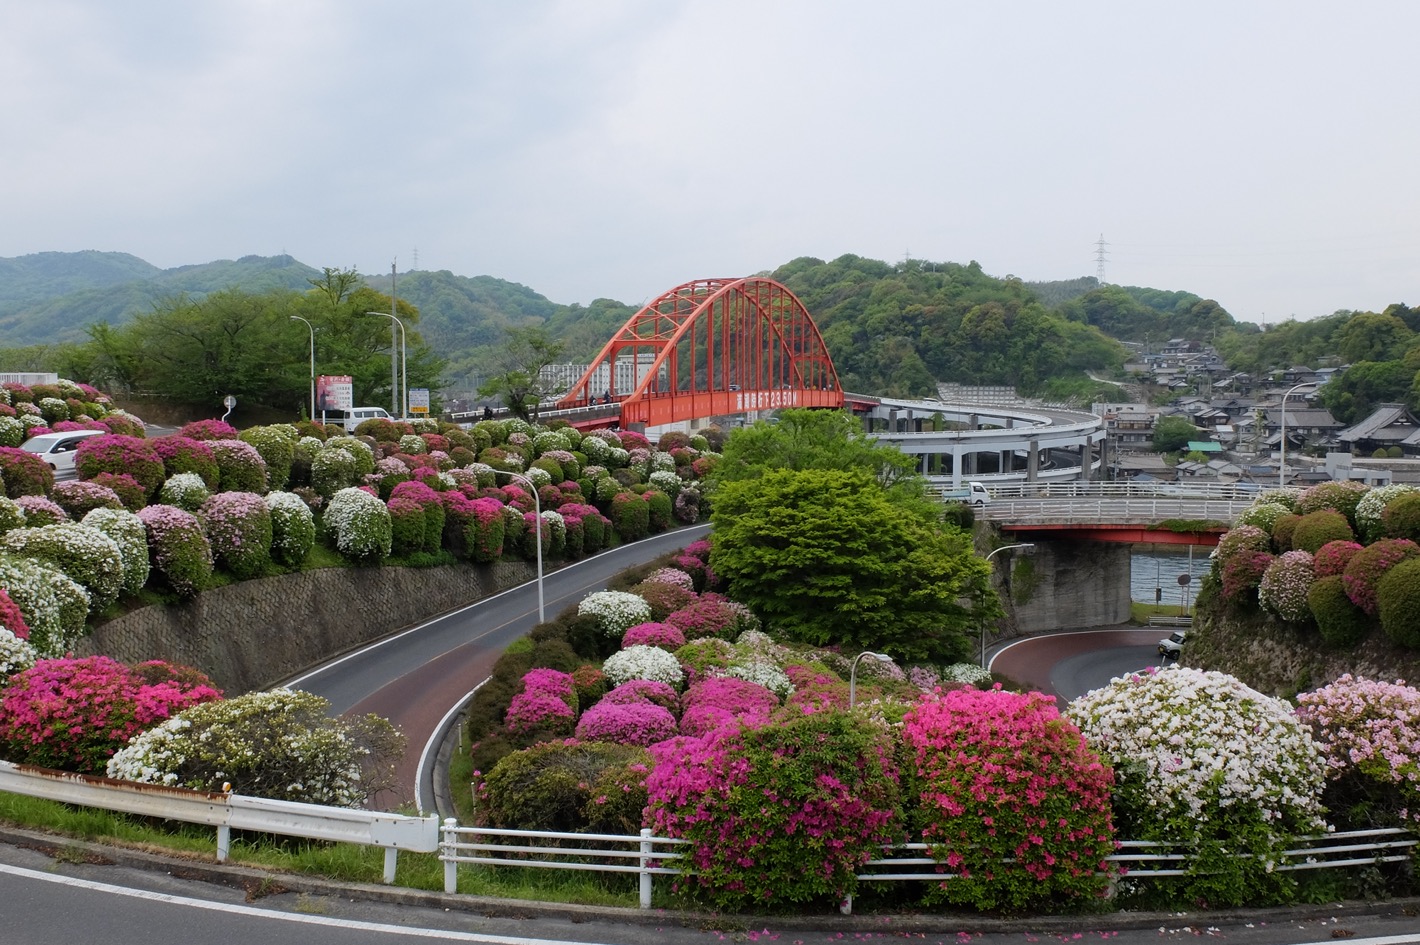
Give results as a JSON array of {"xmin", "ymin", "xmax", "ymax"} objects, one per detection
[
  {"xmin": 1279, "ymin": 383, "xmax": 1315, "ymax": 487},
  {"xmin": 289, "ymin": 315, "xmax": 315, "ymax": 421},
  {"xmin": 848, "ymin": 651, "xmax": 893, "ymax": 708},
  {"xmin": 365, "ymin": 311, "xmax": 407, "ymax": 419},
  {"xmin": 981, "ymin": 543, "xmax": 1035, "ymax": 668},
  {"xmin": 492, "ymin": 469, "xmax": 544, "ymax": 624}
]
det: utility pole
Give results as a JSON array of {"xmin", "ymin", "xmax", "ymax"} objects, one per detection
[{"xmin": 389, "ymin": 260, "xmax": 399, "ymax": 418}]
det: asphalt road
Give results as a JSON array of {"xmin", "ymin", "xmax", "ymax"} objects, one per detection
[
  {"xmin": 989, "ymin": 627, "xmax": 1166, "ymax": 707},
  {"xmin": 288, "ymin": 524, "xmax": 711, "ymax": 813}
]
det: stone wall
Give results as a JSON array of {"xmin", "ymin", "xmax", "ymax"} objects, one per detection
[{"xmin": 79, "ymin": 560, "xmax": 537, "ymax": 694}]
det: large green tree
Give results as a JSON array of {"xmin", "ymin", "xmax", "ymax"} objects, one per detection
[
  {"xmin": 1152, "ymin": 415, "xmax": 1201, "ymax": 453},
  {"xmin": 477, "ymin": 326, "xmax": 567, "ymax": 420},
  {"xmin": 709, "ymin": 467, "xmax": 994, "ymax": 661}
]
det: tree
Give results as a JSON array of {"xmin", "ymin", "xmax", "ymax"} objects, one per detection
[
  {"xmin": 709, "ymin": 408, "xmax": 925, "ymax": 505},
  {"xmin": 1320, "ymin": 360, "xmax": 1415, "ymax": 425},
  {"xmin": 478, "ymin": 326, "xmax": 567, "ymax": 420},
  {"xmin": 1151, "ymin": 415, "xmax": 1199, "ymax": 453},
  {"xmin": 708, "ymin": 467, "xmax": 994, "ymax": 662}
]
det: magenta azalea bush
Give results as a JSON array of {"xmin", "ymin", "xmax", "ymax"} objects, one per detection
[
  {"xmin": 646, "ymin": 710, "xmax": 900, "ymax": 911},
  {"xmin": 904, "ymin": 687, "xmax": 1116, "ymax": 912},
  {"xmin": 1314, "ymin": 540, "xmax": 1364, "ymax": 578},
  {"xmin": 151, "ymin": 435, "xmax": 219, "ymax": 489},
  {"xmin": 0, "ymin": 656, "xmax": 221, "ymax": 772},
  {"xmin": 678, "ymin": 676, "xmax": 779, "ymax": 737},
  {"xmin": 75, "ymin": 435, "xmax": 164, "ymax": 498},
  {"xmin": 575, "ymin": 700, "xmax": 677, "ymax": 746},
  {"xmin": 0, "ymin": 446, "xmax": 55, "ymax": 498},
  {"xmin": 50, "ymin": 480, "xmax": 122, "ymax": 519},
  {"xmin": 599, "ymin": 679, "xmax": 680, "ymax": 713},
  {"xmin": 665, "ymin": 595, "xmax": 758, "ymax": 640},
  {"xmin": 137, "ymin": 504, "xmax": 214, "ymax": 598},
  {"xmin": 178, "ymin": 419, "xmax": 239, "ymax": 441},
  {"xmin": 0, "ymin": 587, "xmax": 31, "ymax": 641},
  {"xmin": 1258, "ymin": 549, "xmax": 1316, "ymax": 624},
  {"xmin": 1296, "ymin": 675, "xmax": 1420, "ymax": 830},
  {"xmin": 622, "ymin": 621, "xmax": 686, "ymax": 650}
]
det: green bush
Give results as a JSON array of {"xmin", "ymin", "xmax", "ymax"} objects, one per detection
[
  {"xmin": 209, "ymin": 440, "xmax": 268, "ymax": 494},
  {"xmin": 198, "ymin": 492, "xmax": 273, "ymax": 580},
  {"xmin": 609, "ymin": 492, "xmax": 649, "ymax": 543},
  {"xmin": 1380, "ymin": 493, "xmax": 1420, "ymax": 543},
  {"xmin": 136, "ymin": 504, "xmax": 214, "ymax": 599},
  {"xmin": 240, "ymin": 424, "xmax": 299, "ymax": 491},
  {"xmin": 0, "ymin": 553, "xmax": 90, "ymax": 657},
  {"xmin": 643, "ymin": 489, "xmax": 673, "ymax": 533},
  {"xmin": 1291, "ymin": 510, "xmax": 1355, "ymax": 554},
  {"xmin": 477, "ymin": 741, "xmax": 650, "ymax": 833},
  {"xmin": 0, "ymin": 447, "xmax": 54, "ymax": 498},
  {"xmin": 265, "ymin": 491, "xmax": 316, "ymax": 567},
  {"xmin": 1377, "ymin": 558, "xmax": 1420, "ymax": 648},
  {"xmin": 1271, "ymin": 513, "xmax": 1301, "ymax": 552},
  {"xmin": 82, "ymin": 507, "xmax": 150, "ymax": 596}
]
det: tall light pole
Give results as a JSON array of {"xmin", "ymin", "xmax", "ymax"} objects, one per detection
[
  {"xmin": 981, "ymin": 543, "xmax": 1035, "ymax": 668},
  {"xmin": 492, "ymin": 469, "xmax": 544, "ymax": 624},
  {"xmin": 289, "ymin": 315, "xmax": 315, "ymax": 420},
  {"xmin": 365, "ymin": 311, "xmax": 407, "ymax": 419},
  {"xmin": 848, "ymin": 651, "xmax": 893, "ymax": 708},
  {"xmin": 1279, "ymin": 383, "xmax": 1314, "ymax": 487}
]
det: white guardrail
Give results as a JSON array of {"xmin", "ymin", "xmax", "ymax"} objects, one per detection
[
  {"xmin": 0, "ymin": 760, "xmax": 439, "ymax": 883},
  {"xmin": 4, "ymin": 759, "xmax": 1415, "ymax": 911}
]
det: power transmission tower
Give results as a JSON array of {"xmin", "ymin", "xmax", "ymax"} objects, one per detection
[{"xmin": 1094, "ymin": 234, "xmax": 1109, "ymax": 284}]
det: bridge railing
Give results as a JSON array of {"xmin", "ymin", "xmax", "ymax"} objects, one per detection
[{"xmin": 982, "ymin": 480, "xmax": 1261, "ymax": 502}]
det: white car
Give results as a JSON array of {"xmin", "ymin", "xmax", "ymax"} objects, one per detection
[
  {"xmin": 1157, "ymin": 630, "xmax": 1186, "ymax": 660},
  {"xmin": 19, "ymin": 429, "xmax": 107, "ymax": 473}
]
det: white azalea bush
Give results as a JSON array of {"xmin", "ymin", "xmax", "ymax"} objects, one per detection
[
  {"xmin": 1356, "ymin": 484, "xmax": 1420, "ymax": 542},
  {"xmin": 0, "ymin": 553, "xmax": 89, "ymax": 656},
  {"xmin": 0, "ymin": 522, "xmax": 124, "ymax": 613},
  {"xmin": 718, "ymin": 658, "xmax": 794, "ymax": 699},
  {"xmin": 0, "ymin": 628, "xmax": 37, "ymax": 681},
  {"xmin": 323, "ymin": 487, "xmax": 392, "ymax": 563},
  {"xmin": 158, "ymin": 471, "xmax": 211, "ymax": 512},
  {"xmin": 81, "ymin": 507, "xmax": 150, "ymax": 596},
  {"xmin": 265, "ymin": 491, "xmax": 316, "ymax": 567},
  {"xmin": 602, "ymin": 644, "xmax": 685, "ymax": 688},
  {"xmin": 1067, "ymin": 666, "xmax": 1326, "ymax": 907},
  {"xmin": 577, "ymin": 590, "xmax": 652, "ymax": 638},
  {"xmin": 106, "ymin": 688, "xmax": 403, "ymax": 808}
]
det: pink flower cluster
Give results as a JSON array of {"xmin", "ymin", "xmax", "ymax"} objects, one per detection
[
  {"xmin": 0, "ymin": 656, "xmax": 221, "ymax": 773},
  {"xmin": 599, "ymin": 679, "xmax": 679, "ymax": 713},
  {"xmin": 679, "ymin": 676, "xmax": 778, "ymax": 736},
  {"xmin": 575, "ymin": 700, "xmax": 677, "ymax": 746},
  {"xmin": 622, "ymin": 621, "xmax": 686, "ymax": 650},
  {"xmin": 903, "ymin": 686, "xmax": 1116, "ymax": 910},
  {"xmin": 1343, "ymin": 538, "xmax": 1420, "ymax": 616},
  {"xmin": 504, "ymin": 668, "xmax": 578, "ymax": 736},
  {"xmin": 1314, "ymin": 540, "xmax": 1364, "ymax": 578},
  {"xmin": 0, "ymin": 588, "xmax": 30, "ymax": 640}
]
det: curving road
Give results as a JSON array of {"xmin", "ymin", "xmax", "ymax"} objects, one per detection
[
  {"xmin": 989, "ymin": 627, "xmax": 1168, "ymax": 707},
  {"xmin": 288, "ymin": 524, "xmax": 710, "ymax": 814}
]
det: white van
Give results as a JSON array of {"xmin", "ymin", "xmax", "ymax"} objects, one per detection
[
  {"xmin": 323, "ymin": 406, "xmax": 392, "ymax": 433},
  {"xmin": 20, "ymin": 429, "xmax": 107, "ymax": 473}
]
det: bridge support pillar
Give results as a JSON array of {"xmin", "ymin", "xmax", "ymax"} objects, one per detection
[
  {"xmin": 1080, "ymin": 441, "xmax": 1093, "ymax": 482},
  {"xmin": 1027, "ymin": 439, "xmax": 1039, "ymax": 480}
]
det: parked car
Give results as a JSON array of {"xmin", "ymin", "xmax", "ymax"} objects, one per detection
[
  {"xmin": 1158, "ymin": 630, "xmax": 1186, "ymax": 660},
  {"xmin": 321, "ymin": 406, "xmax": 392, "ymax": 433},
  {"xmin": 19, "ymin": 429, "xmax": 107, "ymax": 474}
]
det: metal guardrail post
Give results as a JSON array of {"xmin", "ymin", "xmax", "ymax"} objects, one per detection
[
  {"xmin": 216, "ymin": 825, "xmax": 230, "ymax": 863},
  {"xmin": 443, "ymin": 818, "xmax": 460, "ymax": 894},
  {"xmin": 639, "ymin": 827, "xmax": 653, "ymax": 909},
  {"xmin": 383, "ymin": 848, "xmax": 399, "ymax": 884}
]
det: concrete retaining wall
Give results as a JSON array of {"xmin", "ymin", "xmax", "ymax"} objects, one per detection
[
  {"xmin": 1005, "ymin": 540, "xmax": 1133, "ymax": 634},
  {"xmin": 78, "ymin": 561, "xmax": 537, "ymax": 694}
]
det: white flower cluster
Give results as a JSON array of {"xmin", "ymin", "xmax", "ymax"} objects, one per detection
[
  {"xmin": 607, "ymin": 447, "xmax": 630, "ymax": 469},
  {"xmin": 159, "ymin": 472, "xmax": 212, "ymax": 511},
  {"xmin": 648, "ymin": 470, "xmax": 682, "ymax": 496},
  {"xmin": 525, "ymin": 466, "xmax": 552, "ymax": 487},
  {"xmin": 82, "ymin": 507, "xmax": 150, "ymax": 595},
  {"xmin": 397, "ymin": 434, "xmax": 427, "ymax": 454},
  {"xmin": 0, "ymin": 627, "xmax": 37, "ymax": 680},
  {"xmin": 649, "ymin": 451, "xmax": 677, "ymax": 472},
  {"xmin": 603, "ymin": 643, "xmax": 685, "ymax": 688},
  {"xmin": 1, "ymin": 523, "xmax": 124, "ymax": 613},
  {"xmin": 719, "ymin": 659, "xmax": 793, "ymax": 698},
  {"xmin": 1356, "ymin": 484, "xmax": 1420, "ymax": 539},
  {"xmin": 0, "ymin": 416, "xmax": 28, "ymax": 448},
  {"xmin": 938, "ymin": 662, "xmax": 994, "ymax": 686},
  {"xmin": 533, "ymin": 430, "xmax": 575, "ymax": 453},
  {"xmin": 38, "ymin": 396, "xmax": 70, "ymax": 422},
  {"xmin": 1067, "ymin": 666, "xmax": 1325, "ymax": 831},
  {"xmin": 577, "ymin": 589, "xmax": 652, "ymax": 637},
  {"xmin": 323, "ymin": 487, "xmax": 392, "ymax": 561},
  {"xmin": 0, "ymin": 553, "xmax": 89, "ymax": 657},
  {"xmin": 265, "ymin": 490, "xmax": 317, "ymax": 564}
]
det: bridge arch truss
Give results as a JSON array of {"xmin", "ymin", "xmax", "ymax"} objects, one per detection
[{"xmin": 555, "ymin": 277, "xmax": 843, "ymax": 428}]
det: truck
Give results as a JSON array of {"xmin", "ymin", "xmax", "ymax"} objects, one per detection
[{"xmin": 940, "ymin": 481, "xmax": 992, "ymax": 507}]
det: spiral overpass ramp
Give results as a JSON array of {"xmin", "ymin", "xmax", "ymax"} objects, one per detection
[{"xmin": 856, "ymin": 396, "xmax": 1107, "ymax": 489}]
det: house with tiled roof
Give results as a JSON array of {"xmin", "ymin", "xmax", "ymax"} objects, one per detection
[{"xmin": 1337, "ymin": 403, "xmax": 1420, "ymax": 457}]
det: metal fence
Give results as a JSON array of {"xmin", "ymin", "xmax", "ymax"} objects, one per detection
[{"xmin": 3, "ymin": 759, "xmax": 1415, "ymax": 913}]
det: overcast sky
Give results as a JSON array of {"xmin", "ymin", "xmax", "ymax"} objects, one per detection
[{"xmin": 4, "ymin": 1, "xmax": 1417, "ymax": 325}]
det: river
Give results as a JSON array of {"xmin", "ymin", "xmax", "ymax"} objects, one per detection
[{"xmin": 1130, "ymin": 547, "xmax": 1212, "ymax": 608}]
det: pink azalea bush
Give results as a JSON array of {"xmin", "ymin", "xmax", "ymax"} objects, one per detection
[
  {"xmin": 178, "ymin": 418, "xmax": 239, "ymax": 441},
  {"xmin": 665, "ymin": 594, "xmax": 758, "ymax": 640},
  {"xmin": 50, "ymin": 480, "xmax": 123, "ymax": 519},
  {"xmin": 1258, "ymin": 549, "xmax": 1316, "ymax": 624},
  {"xmin": 1296, "ymin": 675, "xmax": 1420, "ymax": 830},
  {"xmin": 74, "ymin": 435, "xmax": 164, "ymax": 498},
  {"xmin": 0, "ymin": 588, "xmax": 30, "ymax": 640},
  {"xmin": 199, "ymin": 491, "xmax": 273, "ymax": 579},
  {"xmin": 621, "ymin": 621, "xmax": 686, "ymax": 650},
  {"xmin": 0, "ymin": 446, "xmax": 55, "ymax": 498},
  {"xmin": 151, "ymin": 435, "xmax": 219, "ymax": 488},
  {"xmin": 0, "ymin": 656, "xmax": 221, "ymax": 772},
  {"xmin": 15, "ymin": 495, "xmax": 68, "ymax": 526},
  {"xmin": 1314, "ymin": 540, "xmax": 1364, "ymax": 578},
  {"xmin": 575, "ymin": 700, "xmax": 677, "ymax": 746},
  {"xmin": 903, "ymin": 687, "xmax": 1116, "ymax": 912},
  {"xmin": 209, "ymin": 439, "xmax": 269, "ymax": 494},
  {"xmin": 645, "ymin": 710, "xmax": 900, "ymax": 911},
  {"xmin": 678, "ymin": 676, "xmax": 779, "ymax": 737},
  {"xmin": 598, "ymin": 679, "xmax": 680, "ymax": 713},
  {"xmin": 137, "ymin": 504, "xmax": 214, "ymax": 598},
  {"xmin": 1343, "ymin": 538, "xmax": 1420, "ymax": 616}
]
